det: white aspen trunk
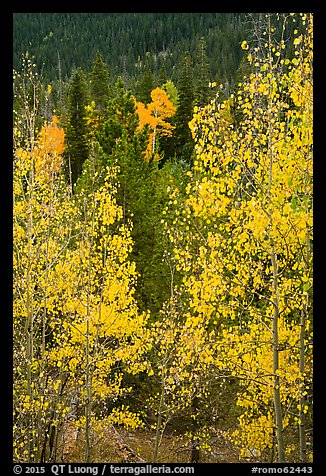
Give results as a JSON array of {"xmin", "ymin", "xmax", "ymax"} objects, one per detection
[
  {"xmin": 26, "ymin": 189, "xmax": 34, "ymax": 461},
  {"xmin": 152, "ymin": 109, "xmax": 158, "ymax": 154},
  {"xmin": 299, "ymin": 229, "xmax": 311, "ymax": 462},
  {"xmin": 83, "ymin": 160, "xmax": 96, "ymax": 462},
  {"xmin": 153, "ymin": 374, "xmax": 165, "ymax": 463},
  {"xmin": 84, "ymin": 201, "xmax": 93, "ymax": 464},
  {"xmin": 266, "ymin": 15, "xmax": 285, "ymax": 462},
  {"xmin": 26, "ymin": 137, "xmax": 36, "ymax": 461},
  {"xmin": 270, "ymin": 242, "xmax": 285, "ymax": 463}
]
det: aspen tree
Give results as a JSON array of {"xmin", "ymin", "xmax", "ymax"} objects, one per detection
[
  {"xmin": 135, "ymin": 87, "xmax": 175, "ymax": 158},
  {"xmin": 147, "ymin": 227, "xmax": 219, "ymax": 462},
  {"xmin": 14, "ymin": 59, "xmax": 151, "ymax": 462},
  {"xmin": 57, "ymin": 148, "xmax": 151, "ymax": 461},
  {"xmin": 13, "ymin": 56, "xmax": 38, "ymax": 461},
  {"xmin": 148, "ymin": 299, "xmax": 217, "ymax": 462},
  {"xmin": 166, "ymin": 13, "xmax": 312, "ymax": 462},
  {"xmin": 14, "ymin": 71, "xmax": 76, "ymax": 461}
]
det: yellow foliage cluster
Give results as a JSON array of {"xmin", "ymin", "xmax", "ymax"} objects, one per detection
[
  {"xmin": 162, "ymin": 13, "xmax": 313, "ymax": 461},
  {"xmin": 13, "ymin": 114, "xmax": 150, "ymax": 461}
]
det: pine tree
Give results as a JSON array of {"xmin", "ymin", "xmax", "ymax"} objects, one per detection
[
  {"xmin": 90, "ymin": 50, "xmax": 110, "ymax": 112},
  {"xmin": 135, "ymin": 67, "xmax": 155, "ymax": 104},
  {"xmin": 194, "ymin": 37, "xmax": 211, "ymax": 107},
  {"xmin": 173, "ymin": 52, "xmax": 195, "ymax": 165},
  {"xmin": 64, "ymin": 67, "xmax": 90, "ymax": 189},
  {"xmin": 96, "ymin": 76, "xmax": 140, "ymax": 163}
]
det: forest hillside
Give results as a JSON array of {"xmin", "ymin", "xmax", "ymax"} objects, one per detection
[{"xmin": 13, "ymin": 12, "xmax": 247, "ymax": 85}]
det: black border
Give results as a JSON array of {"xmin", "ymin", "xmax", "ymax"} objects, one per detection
[{"xmin": 2, "ymin": 6, "xmax": 322, "ymax": 474}]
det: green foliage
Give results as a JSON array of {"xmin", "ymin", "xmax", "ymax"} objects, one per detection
[
  {"xmin": 94, "ymin": 81, "xmax": 172, "ymax": 316},
  {"xmin": 90, "ymin": 50, "xmax": 110, "ymax": 111},
  {"xmin": 193, "ymin": 37, "xmax": 212, "ymax": 107},
  {"xmin": 13, "ymin": 13, "xmax": 247, "ymax": 86},
  {"xmin": 63, "ymin": 67, "xmax": 90, "ymax": 187},
  {"xmin": 172, "ymin": 52, "xmax": 195, "ymax": 164},
  {"xmin": 161, "ymin": 80, "xmax": 178, "ymax": 108},
  {"xmin": 135, "ymin": 68, "xmax": 155, "ymax": 104}
]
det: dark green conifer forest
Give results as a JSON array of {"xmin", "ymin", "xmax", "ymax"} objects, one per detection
[{"xmin": 13, "ymin": 13, "xmax": 246, "ymax": 85}]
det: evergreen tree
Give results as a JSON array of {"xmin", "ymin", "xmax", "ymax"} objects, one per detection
[
  {"xmin": 90, "ymin": 50, "xmax": 110, "ymax": 112},
  {"xmin": 14, "ymin": 13, "xmax": 248, "ymax": 87},
  {"xmin": 194, "ymin": 37, "xmax": 211, "ymax": 107},
  {"xmin": 97, "ymin": 82, "xmax": 171, "ymax": 315},
  {"xmin": 173, "ymin": 52, "xmax": 195, "ymax": 165},
  {"xmin": 64, "ymin": 67, "xmax": 90, "ymax": 189},
  {"xmin": 96, "ymin": 76, "xmax": 140, "ymax": 162},
  {"xmin": 135, "ymin": 67, "xmax": 155, "ymax": 103},
  {"xmin": 157, "ymin": 62, "xmax": 168, "ymax": 87}
]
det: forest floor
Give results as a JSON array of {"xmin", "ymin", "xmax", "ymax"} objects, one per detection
[{"xmin": 63, "ymin": 425, "xmax": 247, "ymax": 463}]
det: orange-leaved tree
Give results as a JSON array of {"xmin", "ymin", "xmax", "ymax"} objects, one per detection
[
  {"xmin": 135, "ymin": 87, "xmax": 176, "ymax": 159},
  {"xmin": 13, "ymin": 104, "xmax": 78, "ymax": 461}
]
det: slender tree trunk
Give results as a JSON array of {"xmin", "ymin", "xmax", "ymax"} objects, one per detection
[
  {"xmin": 26, "ymin": 159, "xmax": 35, "ymax": 461},
  {"xmin": 68, "ymin": 155, "xmax": 73, "ymax": 197},
  {"xmin": 298, "ymin": 229, "xmax": 310, "ymax": 462},
  {"xmin": 153, "ymin": 375, "xmax": 165, "ymax": 463},
  {"xmin": 85, "ymin": 286, "xmax": 93, "ymax": 463},
  {"xmin": 152, "ymin": 124, "xmax": 157, "ymax": 154},
  {"xmin": 152, "ymin": 109, "xmax": 158, "ymax": 154},
  {"xmin": 85, "ymin": 220, "xmax": 93, "ymax": 463},
  {"xmin": 269, "ymin": 152, "xmax": 286, "ymax": 462},
  {"xmin": 266, "ymin": 16, "xmax": 285, "ymax": 461},
  {"xmin": 85, "ymin": 340, "xmax": 92, "ymax": 463},
  {"xmin": 298, "ymin": 304, "xmax": 307, "ymax": 462},
  {"xmin": 25, "ymin": 222, "xmax": 34, "ymax": 461},
  {"xmin": 36, "ymin": 226, "xmax": 50, "ymax": 462},
  {"xmin": 50, "ymin": 375, "xmax": 66, "ymax": 462},
  {"xmin": 190, "ymin": 395, "xmax": 200, "ymax": 463},
  {"xmin": 270, "ymin": 241, "xmax": 285, "ymax": 463},
  {"xmin": 83, "ymin": 170, "xmax": 96, "ymax": 463}
]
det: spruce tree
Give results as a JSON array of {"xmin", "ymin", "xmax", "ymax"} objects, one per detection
[
  {"xmin": 173, "ymin": 51, "xmax": 195, "ymax": 165},
  {"xmin": 194, "ymin": 37, "xmax": 211, "ymax": 107},
  {"xmin": 96, "ymin": 76, "xmax": 140, "ymax": 162},
  {"xmin": 90, "ymin": 50, "xmax": 110, "ymax": 112},
  {"xmin": 135, "ymin": 67, "xmax": 155, "ymax": 104},
  {"xmin": 64, "ymin": 67, "xmax": 90, "ymax": 189}
]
